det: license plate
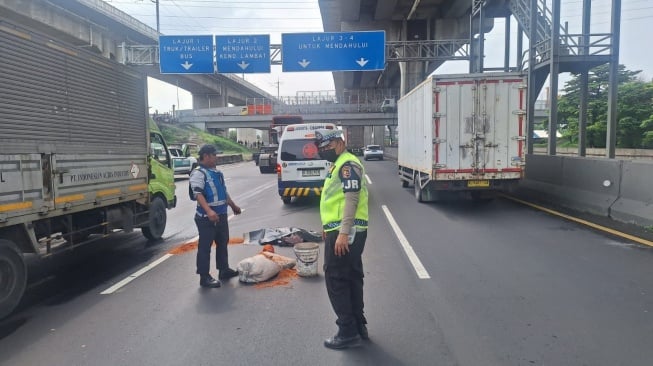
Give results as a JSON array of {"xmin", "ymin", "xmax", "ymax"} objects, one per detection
[
  {"xmin": 302, "ymin": 169, "xmax": 321, "ymax": 177},
  {"xmin": 467, "ymin": 180, "xmax": 490, "ymax": 187}
]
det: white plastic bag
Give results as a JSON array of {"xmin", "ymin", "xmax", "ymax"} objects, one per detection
[{"xmin": 237, "ymin": 254, "xmax": 282, "ymax": 283}]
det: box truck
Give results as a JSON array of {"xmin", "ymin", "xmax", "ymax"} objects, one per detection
[
  {"xmin": 398, "ymin": 73, "xmax": 527, "ymax": 201},
  {"xmin": 0, "ymin": 21, "xmax": 176, "ymax": 318}
]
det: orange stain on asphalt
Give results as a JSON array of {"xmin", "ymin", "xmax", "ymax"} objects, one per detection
[
  {"xmin": 168, "ymin": 238, "xmax": 243, "ymax": 255},
  {"xmin": 168, "ymin": 241, "xmax": 198, "ymax": 255},
  {"xmin": 254, "ymin": 269, "xmax": 299, "ymax": 289}
]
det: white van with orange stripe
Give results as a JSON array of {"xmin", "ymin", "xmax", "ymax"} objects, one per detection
[{"xmin": 276, "ymin": 123, "xmax": 337, "ymax": 204}]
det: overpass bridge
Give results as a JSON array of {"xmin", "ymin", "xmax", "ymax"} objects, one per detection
[
  {"xmin": 177, "ymin": 98, "xmax": 549, "ymax": 129},
  {"xmin": 0, "ymin": 0, "xmax": 275, "ymax": 108}
]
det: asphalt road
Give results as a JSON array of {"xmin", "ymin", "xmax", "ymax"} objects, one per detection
[{"xmin": 1, "ymin": 160, "xmax": 652, "ymax": 365}]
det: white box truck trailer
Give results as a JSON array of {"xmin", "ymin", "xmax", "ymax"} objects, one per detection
[{"xmin": 398, "ymin": 73, "xmax": 527, "ymax": 201}]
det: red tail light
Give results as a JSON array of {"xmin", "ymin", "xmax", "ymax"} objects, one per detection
[{"xmin": 276, "ymin": 164, "xmax": 281, "ymax": 175}]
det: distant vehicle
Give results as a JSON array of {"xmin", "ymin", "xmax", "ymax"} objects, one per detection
[
  {"xmin": 211, "ymin": 106, "xmax": 248, "ymax": 116},
  {"xmin": 363, "ymin": 145, "xmax": 384, "ymax": 161},
  {"xmin": 258, "ymin": 115, "xmax": 304, "ymax": 174},
  {"xmin": 381, "ymin": 98, "xmax": 397, "ymax": 113},
  {"xmin": 346, "ymin": 126, "xmax": 365, "ymax": 156},
  {"xmin": 169, "ymin": 148, "xmax": 193, "ymax": 175},
  {"xmin": 253, "ymin": 146, "xmax": 279, "ymax": 166}
]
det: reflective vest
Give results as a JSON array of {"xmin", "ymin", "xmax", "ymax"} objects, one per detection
[
  {"xmin": 195, "ymin": 167, "xmax": 228, "ymax": 216},
  {"xmin": 320, "ymin": 151, "xmax": 368, "ymax": 232}
]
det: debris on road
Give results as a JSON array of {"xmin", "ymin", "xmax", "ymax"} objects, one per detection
[{"xmin": 243, "ymin": 227, "xmax": 321, "ymax": 246}]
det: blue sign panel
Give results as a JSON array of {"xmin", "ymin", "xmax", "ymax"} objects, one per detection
[
  {"xmin": 159, "ymin": 35, "xmax": 214, "ymax": 74},
  {"xmin": 216, "ymin": 35, "xmax": 270, "ymax": 74},
  {"xmin": 281, "ymin": 31, "xmax": 385, "ymax": 72}
]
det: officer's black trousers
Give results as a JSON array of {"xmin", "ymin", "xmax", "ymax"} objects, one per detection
[
  {"xmin": 194, "ymin": 213, "xmax": 230, "ymax": 275},
  {"xmin": 324, "ymin": 229, "xmax": 367, "ymax": 337}
]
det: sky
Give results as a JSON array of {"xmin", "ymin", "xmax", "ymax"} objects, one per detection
[{"xmin": 103, "ymin": 0, "xmax": 653, "ymax": 114}]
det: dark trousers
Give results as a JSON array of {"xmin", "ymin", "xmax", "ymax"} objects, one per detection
[
  {"xmin": 324, "ymin": 229, "xmax": 367, "ymax": 337},
  {"xmin": 194, "ymin": 214, "xmax": 230, "ymax": 275}
]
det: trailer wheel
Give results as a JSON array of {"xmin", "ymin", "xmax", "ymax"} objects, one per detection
[
  {"xmin": 414, "ymin": 178, "xmax": 424, "ymax": 203},
  {"xmin": 282, "ymin": 196, "xmax": 291, "ymax": 204},
  {"xmin": 142, "ymin": 197, "xmax": 167, "ymax": 240},
  {"xmin": 0, "ymin": 239, "xmax": 27, "ymax": 319}
]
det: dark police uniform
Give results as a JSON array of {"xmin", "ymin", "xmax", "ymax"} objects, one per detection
[
  {"xmin": 320, "ymin": 149, "xmax": 369, "ymax": 343},
  {"xmin": 190, "ymin": 166, "xmax": 231, "ymax": 276}
]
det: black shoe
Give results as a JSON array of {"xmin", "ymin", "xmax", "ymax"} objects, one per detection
[
  {"xmin": 218, "ymin": 268, "xmax": 239, "ymax": 280},
  {"xmin": 324, "ymin": 334, "xmax": 360, "ymax": 349},
  {"xmin": 358, "ymin": 323, "xmax": 369, "ymax": 340},
  {"xmin": 199, "ymin": 275, "xmax": 221, "ymax": 288}
]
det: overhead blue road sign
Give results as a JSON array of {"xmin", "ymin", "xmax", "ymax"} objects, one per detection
[
  {"xmin": 281, "ymin": 31, "xmax": 385, "ymax": 72},
  {"xmin": 216, "ymin": 35, "xmax": 270, "ymax": 74},
  {"xmin": 159, "ymin": 35, "xmax": 214, "ymax": 74}
]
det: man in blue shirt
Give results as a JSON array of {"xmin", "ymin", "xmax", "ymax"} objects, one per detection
[{"xmin": 190, "ymin": 144, "xmax": 242, "ymax": 288}]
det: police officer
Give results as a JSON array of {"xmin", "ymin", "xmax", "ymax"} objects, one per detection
[
  {"xmin": 190, "ymin": 144, "xmax": 241, "ymax": 288},
  {"xmin": 315, "ymin": 129, "xmax": 369, "ymax": 349}
]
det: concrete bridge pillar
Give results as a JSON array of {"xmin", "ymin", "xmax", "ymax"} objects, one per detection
[
  {"xmin": 400, "ymin": 62, "xmax": 427, "ymax": 96},
  {"xmin": 192, "ymin": 93, "xmax": 227, "ymax": 109}
]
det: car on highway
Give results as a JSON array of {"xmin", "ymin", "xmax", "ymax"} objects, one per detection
[
  {"xmin": 363, "ymin": 144, "xmax": 384, "ymax": 161},
  {"xmin": 253, "ymin": 145, "xmax": 278, "ymax": 166},
  {"xmin": 169, "ymin": 147, "xmax": 197, "ymax": 175}
]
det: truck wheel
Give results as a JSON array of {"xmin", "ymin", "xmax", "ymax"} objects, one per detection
[
  {"xmin": 0, "ymin": 239, "xmax": 27, "ymax": 319},
  {"xmin": 401, "ymin": 179, "xmax": 409, "ymax": 188},
  {"xmin": 282, "ymin": 196, "xmax": 291, "ymax": 204},
  {"xmin": 414, "ymin": 179, "xmax": 424, "ymax": 203},
  {"xmin": 142, "ymin": 197, "xmax": 167, "ymax": 240}
]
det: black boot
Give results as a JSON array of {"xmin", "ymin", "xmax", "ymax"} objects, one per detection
[
  {"xmin": 324, "ymin": 333, "xmax": 360, "ymax": 349},
  {"xmin": 357, "ymin": 323, "xmax": 369, "ymax": 340},
  {"xmin": 218, "ymin": 268, "xmax": 239, "ymax": 280},
  {"xmin": 199, "ymin": 274, "xmax": 221, "ymax": 288}
]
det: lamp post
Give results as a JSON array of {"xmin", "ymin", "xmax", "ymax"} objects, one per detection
[{"xmin": 151, "ymin": 0, "xmax": 160, "ymax": 34}]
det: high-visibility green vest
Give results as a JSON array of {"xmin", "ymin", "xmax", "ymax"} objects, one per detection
[{"xmin": 320, "ymin": 151, "xmax": 368, "ymax": 232}]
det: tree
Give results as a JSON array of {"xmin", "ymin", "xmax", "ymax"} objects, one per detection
[
  {"xmin": 642, "ymin": 115, "xmax": 653, "ymax": 148},
  {"xmin": 556, "ymin": 64, "xmax": 653, "ymax": 148}
]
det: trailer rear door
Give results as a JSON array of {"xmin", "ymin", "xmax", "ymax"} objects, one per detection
[{"xmin": 435, "ymin": 73, "xmax": 525, "ymax": 180}]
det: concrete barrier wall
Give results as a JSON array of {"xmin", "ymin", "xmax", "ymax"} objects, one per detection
[
  {"xmin": 520, "ymin": 155, "xmax": 620, "ymax": 216},
  {"xmin": 611, "ymin": 160, "xmax": 653, "ymax": 227},
  {"xmin": 525, "ymin": 154, "xmax": 563, "ymax": 185},
  {"xmin": 558, "ymin": 157, "xmax": 622, "ymax": 216},
  {"xmin": 216, "ymin": 154, "xmax": 243, "ymax": 165},
  {"xmin": 517, "ymin": 154, "xmax": 652, "ymax": 228},
  {"xmin": 391, "ymin": 147, "xmax": 650, "ymax": 228}
]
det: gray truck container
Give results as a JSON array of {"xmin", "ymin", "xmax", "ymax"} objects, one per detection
[{"xmin": 0, "ymin": 20, "xmax": 174, "ymax": 319}]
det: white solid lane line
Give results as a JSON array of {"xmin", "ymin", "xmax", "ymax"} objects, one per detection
[
  {"xmin": 100, "ymin": 254, "xmax": 173, "ymax": 294},
  {"xmin": 101, "ymin": 214, "xmax": 239, "ymax": 295},
  {"xmin": 381, "ymin": 205, "xmax": 431, "ymax": 279}
]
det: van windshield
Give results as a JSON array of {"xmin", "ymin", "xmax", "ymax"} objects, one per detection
[{"xmin": 280, "ymin": 139, "xmax": 320, "ymax": 161}]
